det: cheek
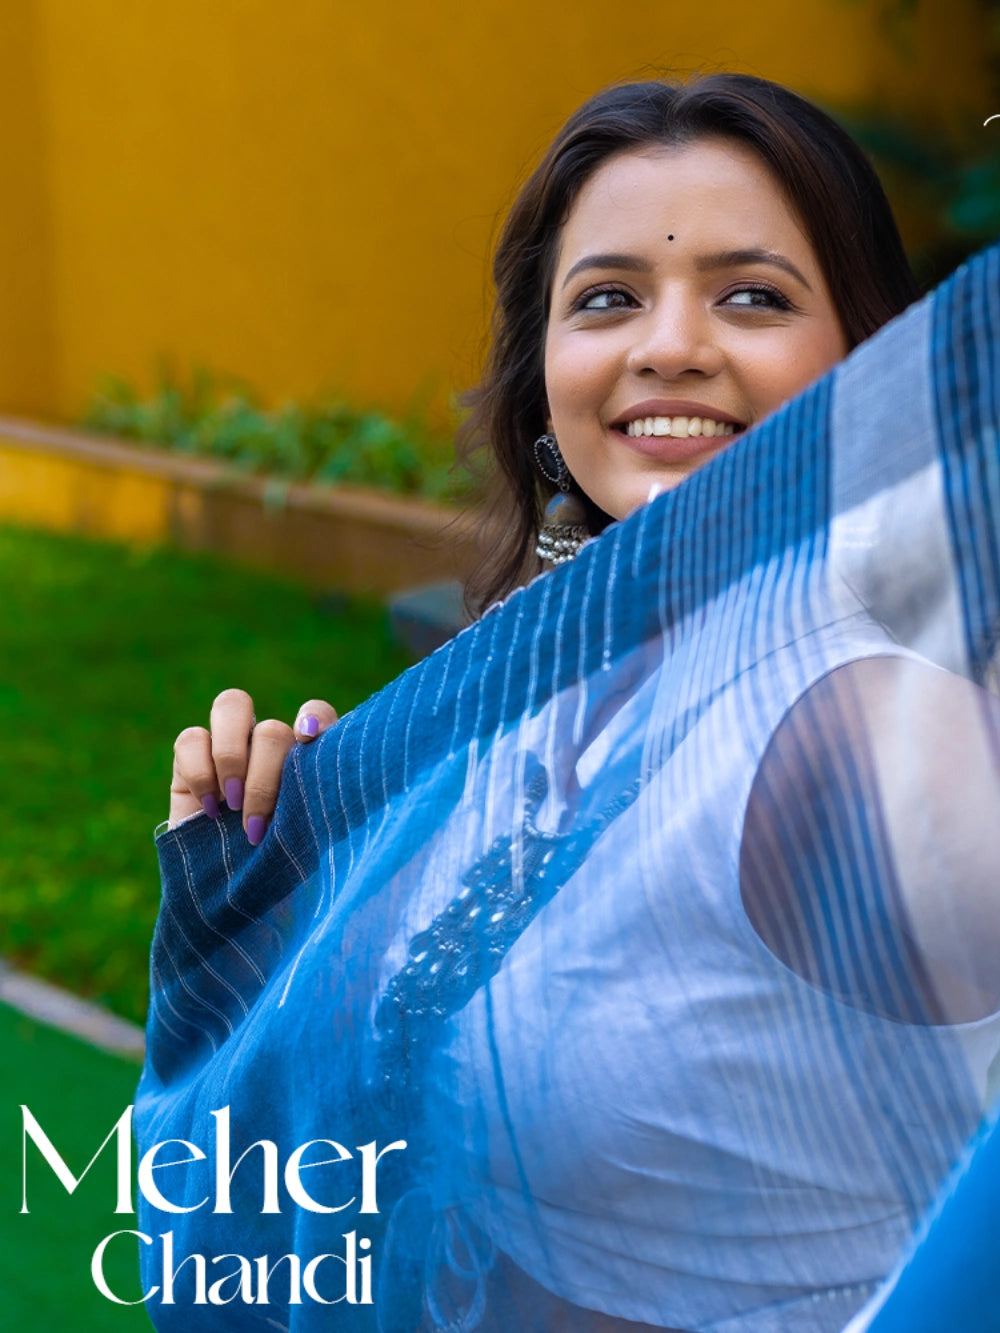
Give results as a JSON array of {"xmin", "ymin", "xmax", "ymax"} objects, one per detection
[
  {"xmin": 544, "ymin": 331, "xmax": 608, "ymax": 420},
  {"xmin": 796, "ymin": 320, "xmax": 849, "ymax": 382},
  {"xmin": 756, "ymin": 330, "xmax": 846, "ymax": 407},
  {"xmin": 543, "ymin": 345, "xmax": 577, "ymax": 422},
  {"xmin": 543, "ymin": 345, "xmax": 602, "ymax": 485}
]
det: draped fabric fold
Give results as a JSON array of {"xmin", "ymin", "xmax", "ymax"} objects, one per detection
[{"xmin": 136, "ymin": 242, "xmax": 1000, "ymax": 1332}]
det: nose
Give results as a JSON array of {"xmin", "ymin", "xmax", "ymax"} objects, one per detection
[{"xmin": 625, "ymin": 293, "xmax": 723, "ymax": 380}]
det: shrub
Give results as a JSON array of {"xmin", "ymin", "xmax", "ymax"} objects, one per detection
[{"xmin": 83, "ymin": 370, "xmax": 467, "ymax": 502}]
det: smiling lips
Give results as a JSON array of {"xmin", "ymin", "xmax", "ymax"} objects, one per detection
[
  {"xmin": 624, "ymin": 414, "xmax": 738, "ymax": 439},
  {"xmin": 613, "ymin": 406, "xmax": 746, "ymax": 464}
]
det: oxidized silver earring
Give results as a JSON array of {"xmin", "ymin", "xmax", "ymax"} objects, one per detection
[
  {"xmin": 533, "ymin": 433, "xmax": 590, "ymax": 565},
  {"xmin": 533, "ymin": 432, "xmax": 570, "ymax": 490}
]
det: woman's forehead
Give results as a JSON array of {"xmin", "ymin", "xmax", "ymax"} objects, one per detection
[{"xmin": 553, "ymin": 140, "xmax": 814, "ymax": 276}]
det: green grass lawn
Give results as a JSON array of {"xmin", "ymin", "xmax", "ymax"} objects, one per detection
[
  {"xmin": 0, "ymin": 522, "xmax": 412, "ymax": 1026},
  {"xmin": 1, "ymin": 1003, "xmax": 153, "ymax": 1328}
]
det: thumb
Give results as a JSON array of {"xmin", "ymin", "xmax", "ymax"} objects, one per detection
[{"xmin": 293, "ymin": 699, "xmax": 339, "ymax": 743}]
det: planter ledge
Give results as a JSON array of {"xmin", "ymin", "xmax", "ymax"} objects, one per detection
[{"xmin": 0, "ymin": 415, "xmax": 480, "ymax": 597}]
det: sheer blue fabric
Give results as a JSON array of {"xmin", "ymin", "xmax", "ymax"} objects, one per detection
[
  {"xmin": 136, "ymin": 242, "xmax": 1000, "ymax": 1332},
  {"xmin": 845, "ymin": 1106, "xmax": 1000, "ymax": 1332}
]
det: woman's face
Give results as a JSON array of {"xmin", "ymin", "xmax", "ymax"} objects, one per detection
[{"xmin": 544, "ymin": 138, "xmax": 848, "ymax": 520}]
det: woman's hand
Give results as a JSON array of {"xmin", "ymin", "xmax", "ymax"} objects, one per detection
[{"xmin": 169, "ymin": 688, "xmax": 338, "ymax": 843}]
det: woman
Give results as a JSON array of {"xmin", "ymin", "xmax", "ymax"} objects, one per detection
[
  {"xmin": 169, "ymin": 73, "xmax": 919, "ymax": 835},
  {"xmin": 143, "ymin": 75, "xmax": 1000, "ymax": 1331}
]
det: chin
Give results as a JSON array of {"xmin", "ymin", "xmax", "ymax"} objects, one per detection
[{"xmin": 617, "ymin": 473, "xmax": 689, "ymax": 518}]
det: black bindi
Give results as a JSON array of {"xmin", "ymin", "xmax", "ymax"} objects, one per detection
[{"xmin": 667, "ymin": 234, "xmax": 674, "ymax": 241}]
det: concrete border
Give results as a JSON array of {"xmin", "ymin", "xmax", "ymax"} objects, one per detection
[
  {"xmin": 0, "ymin": 959, "xmax": 145, "ymax": 1060},
  {"xmin": 0, "ymin": 415, "xmax": 481, "ymax": 596}
]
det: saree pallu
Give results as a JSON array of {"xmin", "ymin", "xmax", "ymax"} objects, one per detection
[{"xmin": 136, "ymin": 242, "xmax": 1000, "ymax": 1333}]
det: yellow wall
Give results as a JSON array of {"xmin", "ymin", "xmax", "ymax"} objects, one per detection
[
  {"xmin": 1, "ymin": 1, "xmax": 992, "ymax": 426},
  {"xmin": 0, "ymin": 7, "xmax": 55, "ymax": 415}
]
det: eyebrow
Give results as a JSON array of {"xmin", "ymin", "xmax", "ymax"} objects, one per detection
[
  {"xmin": 560, "ymin": 246, "xmax": 812, "ymax": 292},
  {"xmin": 560, "ymin": 252, "xmax": 651, "ymax": 289},
  {"xmin": 696, "ymin": 248, "xmax": 812, "ymax": 290}
]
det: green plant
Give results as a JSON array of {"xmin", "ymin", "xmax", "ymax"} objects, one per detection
[
  {"xmin": 840, "ymin": 111, "xmax": 1000, "ymax": 288},
  {"xmin": 82, "ymin": 371, "xmax": 468, "ymax": 503},
  {"xmin": 836, "ymin": 0, "xmax": 1000, "ymax": 288}
]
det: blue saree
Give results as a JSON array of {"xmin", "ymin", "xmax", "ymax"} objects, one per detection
[{"xmin": 136, "ymin": 242, "xmax": 1000, "ymax": 1332}]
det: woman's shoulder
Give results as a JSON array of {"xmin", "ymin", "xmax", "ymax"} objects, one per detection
[{"xmin": 741, "ymin": 652, "xmax": 1000, "ymax": 1027}]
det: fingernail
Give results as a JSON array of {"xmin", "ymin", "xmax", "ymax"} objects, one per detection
[
  {"xmin": 225, "ymin": 778, "xmax": 244, "ymax": 811},
  {"xmin": 201, "ymin": 793, "xmax": 220, "ymax": 819},
  {"xmin": 247, "ymin": 815, "xmax": 266, "ymax": 847},
  {"xmin": 298, "ymin": 713, "xmax": 320, "ymax": 738}
]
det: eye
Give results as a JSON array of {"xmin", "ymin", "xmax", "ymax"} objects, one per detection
[
  {"xmin": 573, "ymin": 286, "xmax": 637, "ymax": 312},
  {"xmin": 721, "ymin": 283, "xmax": 794, "ymax": 312}
]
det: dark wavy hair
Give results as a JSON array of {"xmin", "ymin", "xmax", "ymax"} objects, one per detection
[{"xmin": 458, "ymin": 73, "xmax": 920, "ymax": 614}]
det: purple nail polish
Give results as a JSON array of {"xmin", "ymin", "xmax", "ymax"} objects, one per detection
[
  {"xmin": 225, "ymin": 778, "xmax": 244, "ymax": 811},
  {"xmin": 201, "ymin": 793, "xmax": 220, "ymax": 820},
  {"xmin": 247, "ymin": 815, "xmax": 266, "ymax": 847},
  {"xmin": 300, "ymin": 714, "xmax": 320, "ymax": 738}
]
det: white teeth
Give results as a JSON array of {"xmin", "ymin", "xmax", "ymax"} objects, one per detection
[{"xmin": 624, "ymin": 416, "xmax": 737, "ymax": 439}]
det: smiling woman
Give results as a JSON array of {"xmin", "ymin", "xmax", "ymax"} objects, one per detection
[
  {"xmin": 544, "ymin": 141, "xmax": 848, "ymax": 520},
  {"xmin": 136, "ymin": 72, "xmax": 1000, "ymax": 1333},
  {"xmin": 459, "ymin": 73, "xmax": 919, "ymax": 611}
]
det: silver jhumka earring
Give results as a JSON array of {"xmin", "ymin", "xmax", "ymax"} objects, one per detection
[{"xmin": 533, "ymin": 433, "xmax": 590, "ymax": 565}]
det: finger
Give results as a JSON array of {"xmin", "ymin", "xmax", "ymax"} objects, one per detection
[
  {"xmin": 244, "ymin": 718, "xmax": 296, "ymax": 845},
  {"xmin": 210, "ymin": 687, "xmax": 256, "ymax": 811},
  {"xmin": 171, "ymin": 726, "xmax": 221, "ymax": 825},
  {"xmin": 293, "ymin": 699, "xmax": 339, "ymax": 742}
]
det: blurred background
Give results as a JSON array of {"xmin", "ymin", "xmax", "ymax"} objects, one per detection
[
  {"xmin": 0, "ymin": 0, "xmax": 997, "ymax": 1326},
  {"xmin": 0, "ymin": 0, "xmax": 997, "ymax": 428}
]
